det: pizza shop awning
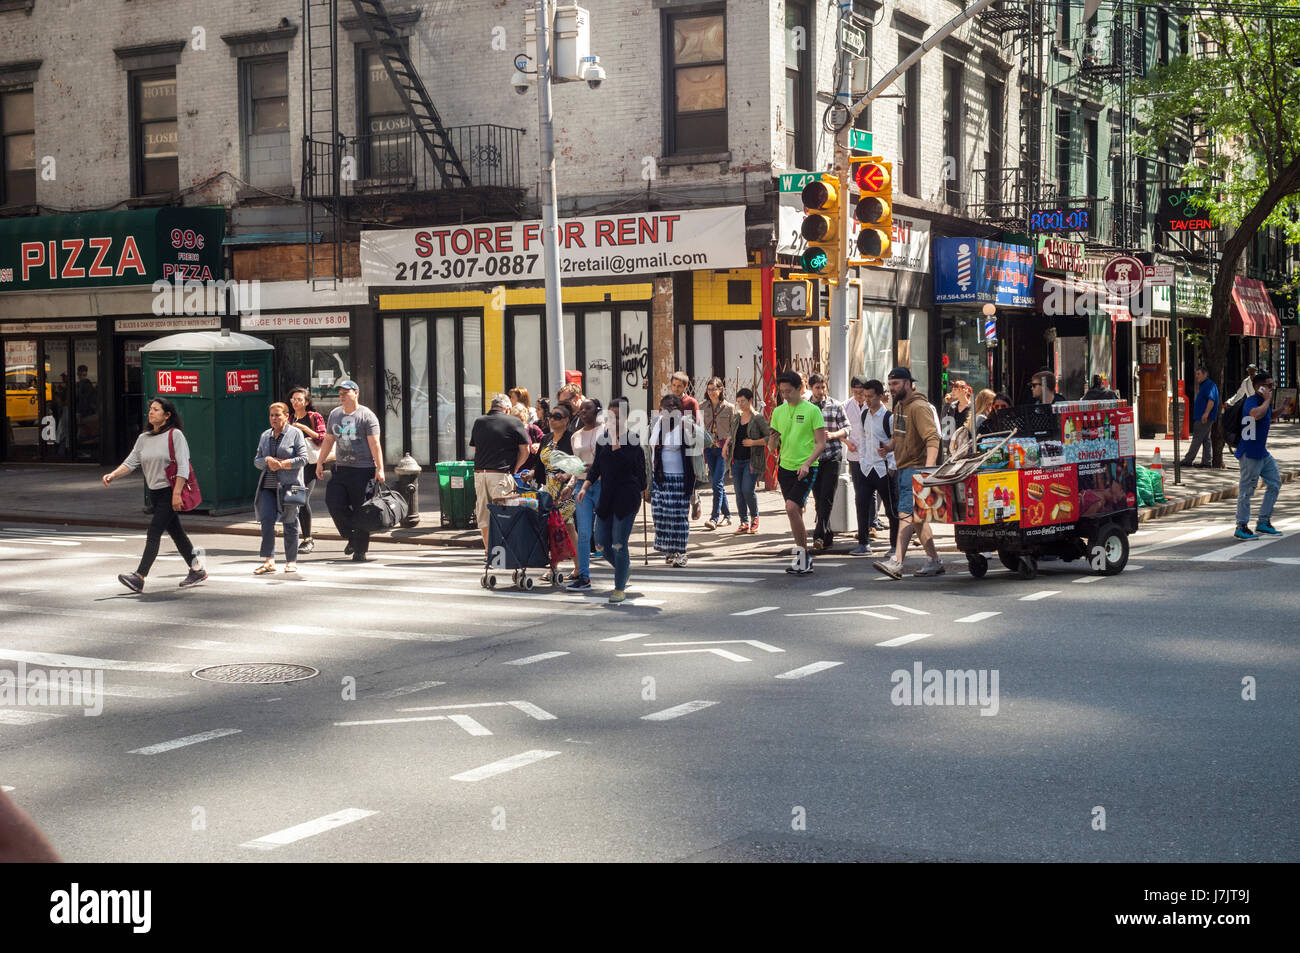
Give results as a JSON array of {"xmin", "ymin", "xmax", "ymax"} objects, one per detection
[{"xmin": 1230, "ymin": 276, "xmax": 1281, "ymax": 337}]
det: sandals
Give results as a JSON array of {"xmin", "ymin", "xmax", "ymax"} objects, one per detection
[
  {"xmin": 284, "ymin": 564, "xmax": 298, "ymax": 574},
  {"xmin": 254, "ymin": 563, "xmax": 276, "ymax": 575}
]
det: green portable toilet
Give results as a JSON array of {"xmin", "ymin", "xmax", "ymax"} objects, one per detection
[{"xmin": 140, "ymin": 330, "xmax": 274, "ymax": 513}]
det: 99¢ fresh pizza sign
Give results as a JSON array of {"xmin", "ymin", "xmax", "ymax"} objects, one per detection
[{"xmin": 361, "ymin": 207, "xmax": 746, "ymax": 285}]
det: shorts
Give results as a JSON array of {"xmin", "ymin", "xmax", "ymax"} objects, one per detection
[
  {"xmin": 896, "ymin": 467, "xmax": 928, "ymax": 516},
  {"xmin": 777, "ymin": 466, "xmax": 817, "ymax": 507},
  {"xmin": 474, "ymin": 470, "xmax": 517, "ymax": 526}
]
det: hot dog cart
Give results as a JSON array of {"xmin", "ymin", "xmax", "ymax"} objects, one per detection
[{"xmin": 913, "ymin": 401, "xmax": 1139, "ymax": 580}]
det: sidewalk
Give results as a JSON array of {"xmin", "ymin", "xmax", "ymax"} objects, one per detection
[{"xmin": 2, "ymin": 424, "xmax": 1296, "ymax": 559}]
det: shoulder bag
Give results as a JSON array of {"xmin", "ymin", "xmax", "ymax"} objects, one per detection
[{"xmin": 166, "ymin": 430, "xmax": 202, "ymax": 511}]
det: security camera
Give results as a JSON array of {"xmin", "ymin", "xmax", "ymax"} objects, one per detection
[
  {"xmin": 512, "ymin": 70, "xmax": 532, "ymax": 95},
  {"xmin": 581, "ymin": 56, "xmax": 606, "ymax": 90}
]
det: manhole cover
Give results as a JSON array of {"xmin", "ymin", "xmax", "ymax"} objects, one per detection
[{"xmin": 191, "ymin": 663, "xmax": 319, "ymax": 684}]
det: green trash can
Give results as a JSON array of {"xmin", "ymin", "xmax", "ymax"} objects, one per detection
[
  {"xmin": 140, "ymin": 330, "xmax": 274, "ymax": 514},
  {"xmin": 436, "ymin": 460, "xmax": 477, "ymax": 528}
]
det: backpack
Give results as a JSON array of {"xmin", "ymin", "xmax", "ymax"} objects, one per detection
[
  {"xmin": 1223, "ymin": 401, "xmax": 1244, "ymax": 449},
  {"xmin": 357, "ymin": 483, "xmax": 408, "ymax": 531}
]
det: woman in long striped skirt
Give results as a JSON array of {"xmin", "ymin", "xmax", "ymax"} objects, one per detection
[{"xmin": 649, "ymin": 393, "xmax": 696, "ymax": 567}]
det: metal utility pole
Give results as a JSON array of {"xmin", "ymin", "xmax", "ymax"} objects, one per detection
[{"xmin": 536, "ymin": 0, "xmax": 566, "ymax": 401}]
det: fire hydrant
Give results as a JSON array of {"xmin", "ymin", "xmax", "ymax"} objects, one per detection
[{"xmin": 395, "ymin": 451, "xmax": 422, "ymax": 527}]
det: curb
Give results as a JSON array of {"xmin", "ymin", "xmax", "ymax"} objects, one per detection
[{"xmin": 1137, "ymin": 467, "xmax": 1300, "ymax": 523}]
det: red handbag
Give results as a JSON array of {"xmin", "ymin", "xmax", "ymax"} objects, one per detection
[{"xmin": 166, "ymin": 429, "xmax": 203, "ymax": 511}]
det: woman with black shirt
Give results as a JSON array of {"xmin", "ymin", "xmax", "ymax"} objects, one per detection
[
  {"xmin": 287, "ymin": 386, "xmax": 327, "ymax": 554},
  {"xmin": 576, "ymin": 396, "xmax": 646, "ymax": 604},
  {"xmin": 540, "ymin": 403, "xmax": 580, "ymax": 578}
]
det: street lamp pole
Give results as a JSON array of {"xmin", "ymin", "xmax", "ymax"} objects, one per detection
[{"xmin": 536, "ymin": 0, "xmax": 566, "ymax": 402}]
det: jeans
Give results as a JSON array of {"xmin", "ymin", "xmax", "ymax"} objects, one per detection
[
  {"xmin": 297, "ymin": 466, "xmax": 318, "ymax": 538},
  {"xmin": 731, "ymin": 459, "xmax": 758, "ymax": 525},
  {"xmin": 1182, "ymin": 420, "xmax": 1213, "ymax": 466},
  {"xmin": 595, "ymin": 509, "xmax": 637, "ymax": 591},
  {"xmin": 863, "ymin": 466, "xmax": 899, "ymax": 550},
  {"xmin": 849, "ymin": 462, "xmax": 877, "ymax": 544},
  {"xmin": 138, "ymin": 486, "xmax": 197, "ymax": 576},
  {"xmin": 325, "ymin": 466, "xmax": 374, "ymax": 555},
  {"xmin": 575, "ymin": 479, "xmax": 601, "ymax": 578},
  {"xmin": 812, "ymin": 457, "xmax": 840, "ymax": 545},
  {"xmin": 257, "ymin": 487, "xmax": 300, "ymax": 561},
  {"xmin": 704, "ymin": 446, "xmax": 730, "ymax": 520},
  {"xmin": 1236, "ymin": 453, "xmax": 1280, "ymax": 526}
]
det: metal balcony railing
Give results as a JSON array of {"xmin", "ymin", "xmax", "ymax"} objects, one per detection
[{"xmin": 303, "ymin": 123, "xmax": 523, "ymax": 200}]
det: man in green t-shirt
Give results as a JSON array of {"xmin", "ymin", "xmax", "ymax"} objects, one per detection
[{"xmin": 768, "ymin": 371, "xmax": 827, "ymax": 574}]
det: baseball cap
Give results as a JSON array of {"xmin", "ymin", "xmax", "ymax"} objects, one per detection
[
  {"xmin": 336, "ymin": 379, "xmax": 359, "ymax": 391},
  {"xmin": 887, "ymin": 366, "xmax": 916, "ymax": 382}
]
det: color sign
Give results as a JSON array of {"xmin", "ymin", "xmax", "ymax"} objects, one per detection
[
  {"xmin": 1078, "ymin": 457, "xmax": 1137, "ymax": 517},
  {"xmin": 156, "ymin": 370, "xmax": 201, "ymax": 395},
  {"xmin": 1157, "ymin": 188, "xmax": 1214, "ymax": 231},
  {"xmin": 933, "ymin": 238, "xmax": 1034, "ymax": 307},
  {"xmin": 1020, "ymin": 466, "xmax": 1078, "ymax": 527},
  {"xmin": 1103, "ymin": 255, "xmax": 1145, "ymax": 297},
  {"xmin": 1028, "ymin": 207, "xmax": 1091, "ymax": 233},
  {"xmin": 779, "ymin": 172, "xmax": 820, "ymax": 193},
  {"xmin": 975, "ymin": 471, "xmax": 1020, "ymax": 525},
  {"xmin": 850, "ymin": 129, "xmax": 873, "ymax": 153},
  {"xmin": 224, "ymin": 369, "xmax": 261, "ymax": 394}
]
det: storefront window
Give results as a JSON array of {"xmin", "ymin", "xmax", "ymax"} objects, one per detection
[
  {"xmin": 907, "ymin": 309, "xmax": 930, "ymax": 395},
  {"xmin": 720, "ymin": 328, "xmax": 762, "ymax": 398},
  {"xmin": 310, "ymin": 335, "xmax": 351, "ymax": 415},
  {"xmin": 583, "ymin": 311, "xmax": 613, "ymax": 409},
  {"xmin": 511, "ymin": 313, "xmax": 543, "ymax": 408},
  {"xmin": 408, "ymin": 317, "xmax": 430, "ymax": 465},
  {"xmin": 4, "ymin": 338, "xmax": 39, "ymax": 460},
  {"xmin": 73, "ymin": 339, "xmax": 99, "ymax": 461},
  {"xmin": 619, "ymin": 309, "xmax": 651, "ymax": 417},
  {"xmin": 461, "ymin": 314, "xmax": 482, "ymax": 442},
  {"xmin": 382, "ymin": 318, "xmax": 404, "ymax": 463},
  {"xmin": 941, "ymin": 312, "xmax": 990, "ymax": 395},
  {"xmin": 435, "ymin": 316, "xmax": 457, "ymax": 462}
]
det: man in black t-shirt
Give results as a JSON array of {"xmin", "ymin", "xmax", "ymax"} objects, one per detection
[{"xmin": 470, "ymin": 393, "xmax": 529, "ymax": 550}]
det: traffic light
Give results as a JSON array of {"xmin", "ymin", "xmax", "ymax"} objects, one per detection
[
  {"xmin": 850, "ymin": 156, "xmax": 892, "ymax": 266},
  {"xmin": 799, "ymin": 174, "xmax": 841, "ymax": 276}
]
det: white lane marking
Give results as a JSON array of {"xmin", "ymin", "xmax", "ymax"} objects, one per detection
[
  {"xmin": 129, "ymin": 728, "xmax": 242, "ymax": 755},
  {"xmin": 239, "ymin": 808, "xmax": 377, "ymax": 850},
  {"xmin": 1072, "ymin": 575, "xmax": 1106, "ymax": 584},
  {"xmin": 642, "ymin": 639, "xmax": 784, "ymax": 653},
  {"xmin": 0, "ymin": 547, "xmax": 39, "ymax": 556},
  {"xmin": 370, "ymin": 680, "xmax": 446, "ymax": 700},
  {"xmin": 814, "ymin": 586, "xmax": 852, "ymax": 598},
  {"xmin": 1, "ymin": 785, "xmax": 13, "ymax": 792},
  {"xmin": 818, "ymin": 604, "xmax": 929, "ymax": 615},
  {"xmin": 1130, "ymin": 525, "xmax": 1226, "ymax": 557},
  {"xmin": 335, "ymin": 715, "xmax": 449, "ymax": 726},
  {"xmin": 1019, "ymin": 590, "xmax": 1060, "ymax": 601},
  {"xmin": 96, "ymin": 684, "xmax": 190, "ymax": 699},
  {"xmin": 1190, "ymin": 519, "xmax": 1300, "ymax": 562},
  {"xmin": 0, "ymin": 709, "xmax": 65, "ymax": 725},
  {"xmin": 0, "ymin": 647, "xmax": 191, "ymax": 674},
  {"xmin": 398, "ymin": 700, "xmax": 558, "ymax": 721},
  {"xmin": 954, "ymin": 611, "xmax": 1001, "ymax": 623},
  {"xmin": 617, "ymin": 648, "xmax": 751, "ymax": 662},
  {"xmin": 0, "ymin": 537, "xmax": 79, "ymax": 546},
  {"xmin": 642, "ymin": 700, "xmax": 719, "ymax": 721},
  {"xmin": 788, "ymin": 608, "xmax": 896, "ymax": 619},
  {"xmin": 1269, "ymin": 557, "xmax": 1300, "ymax": 565},
  {"xmin": 600, "ymin": 632, "xmax": 649, "ymax": 642},
  {"xmin": 450, "ymin": 749, "xmax": 562, "ymax": 782},
  {"xmin": 731, "ymin": 606, "xmax": 779, "ymax": 617},
  {"xmin": 390, "ymin": 562, "xmax": 736, "ymax": 588},
  {"xmin": 504, "ymin": 651, "xmax": 570, "ymax": 665},
  {"xmin": 774, "ymin": 661, "xmax": 843, "ymax": 680},
  {"xmin": 445, "ymin": 714, "xmax": 494, "ymax": 737},
  {"xmin": 875, "ymin": 633, "xmax": 933, "ymax": 648}
]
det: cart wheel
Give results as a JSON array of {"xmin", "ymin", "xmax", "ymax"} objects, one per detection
[
  {"xmin": 1017, "ymin": 555, "xmax": 1038, "ymax": 580},
  {"xmin": 486, "ymin": 574, "xmax": 498, "ymax": 589},
  {"xmin": 522, "ymin": 575, "xmax": 536, "ymax": 591},
  {"xmin": 511, "ymin": 569, "xmax": 521, "ymax": 585},
  {"xmin": 997, "ymin": 550, "xmax": 1020, "ymax": 573},
  {"xmin": 1088, "ymin": 523, "xmax": 1129, "ymax": 575},
  {"xmin": 966, "ymin": 553, "xmax": 988, "ymax": 579},
  {"xmin": 480, "ymin": 572, "xmax": 489, "ymax": 589}
]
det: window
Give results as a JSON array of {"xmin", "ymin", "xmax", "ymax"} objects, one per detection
[
  {"xmin": 854, "ymin": 22, "xmax": 873, "ymax": 134},
  {"xmin": 727, "ymin": 279, "xmax": 751, "ymax": 306},
  {"xmin": 132, "ymin": 70, "xmax": 178, "ymax": 195},
  {"xmin": 1, "ymin": 88, "xmax": 35, "ymax": 206},
  {"xmin": 899, "ymin": 39, "xmax": 920, "ymax": 197},
  {"xmin": 942, "ymin": 60, "xmax": 963, "ymax": 207},
  {"xmin": 665, "ymin": 10, "xmax": 726, "ymax": 154},
  {"xmin": 1056, "ymin": 108, "xmax": 1071, "ymax": 198},
  {"xmin": 1057, "ymin": 0, "xmax": 1072, "ymax": 44},
  {"xmin": 241, "ymin": 56, "xmax": 290, "ymax": 188},
  {"xmin": 359, "ymin": 46, "xmax": 412, "ymax": 179},
  {"xmin": 1158, "ymin": 9, "xmax": 1169, "ymax": 65},
  {"xmin": 984, "ymin": 77, "xmax": 1004, "ymax": 207},
  {"xmin": 1085, "ymin": 116, "xmax": 1098, "ymax": 201},
  {"xmin": 784, "ymin": 1, "xmax": 809, "ymax": 170}
]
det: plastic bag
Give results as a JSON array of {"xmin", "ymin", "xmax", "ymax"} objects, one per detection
[{"xmin": 1135, "ymin": 464, "xmax": 1167, "ymax": 507}]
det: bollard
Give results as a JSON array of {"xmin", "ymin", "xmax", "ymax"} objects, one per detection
[{"xmin": 395, "ymin": 451, "xmax": 422, "ymax": 527}]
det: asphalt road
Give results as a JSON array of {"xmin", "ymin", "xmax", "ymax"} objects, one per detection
[{"xmin": 0, "ymin": 499, "xmax": 1296, "ymax": 862}]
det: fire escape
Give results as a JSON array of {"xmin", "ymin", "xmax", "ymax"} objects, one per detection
[{"xmin": 300, "ymin": 0, "xmax": 525, "ymax": 288}]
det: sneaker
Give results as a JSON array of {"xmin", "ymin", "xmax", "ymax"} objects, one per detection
[
  {"xmin": 1234, "ymin": 523, "xmax": 1258, "ymax": 540},
  {"xmin": 566, "ymin": 576, "xmax": 592, "ymax": 591},
  {"xmin": 704, "ymin": 519, "xmax": 718, "ymax": 530},
  {"xmin": 812, "ymin": 539, "xmax": 826, "ymax": 552},
  {"xmin": 850, "ymin": 544, "xmax": 872, "ymax": 557},
  {"xmin": 717, "ymin": 516, "xmax": 732, "ymax": 528},
  {"xmin": 607, "ymin": 590, "xmax": 626, "ymax": 605},
  {"xmin": 179, "ymin": 569, "xmax": 207, "ymax": 588},
  {"xmin": 734, "ymin": 522, "xmax": 750, "ymax": 534},
  {"xmin": 1255, "ymin": 521, "xmax": 1283, "ymax": 536},
  {"xmin": 298, "ymin": 537, "xmax": 315, "ymax": 554},
  {"xmin": 351, "ymin": 552, "xmax": 371, "ymax": 563},
  {"xmin": 344, "ymin": 541, "xmax": 354, "ymax": 556},
  {"xmin": 912, "ymin": 559, "xmax": 946, "ymax": 577},
  {"xmin": 117, "ymin": 572, "xmax": 144, "ymax": 593},
  {"xmin": 672, "ymin": 553, "xmax": 689, "ymax": 567},
  {"xmin": 664, "ymin": 554, "xmax": 675, "ymax": 565},
  {"xmin": 872, "ymin": 518, "xmax": 886, "ymax": 531},
  {"xmin": 873, "ymin": 558, "xmax": 903, "ymax": 580}
]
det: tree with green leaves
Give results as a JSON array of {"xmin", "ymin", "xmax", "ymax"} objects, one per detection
[{"xmin": 1135, "ymin": 4, "xmax": 1300, "ymax": 464}]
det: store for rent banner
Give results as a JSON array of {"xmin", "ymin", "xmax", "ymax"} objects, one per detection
[{"xmin": 361, "ymin": 206, "xmax": 747, "ymax": 286}]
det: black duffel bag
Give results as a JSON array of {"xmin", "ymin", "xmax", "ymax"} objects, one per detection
[{"xmin": 357, "ymin": 483, "xmax": 409, "ymax": 532}]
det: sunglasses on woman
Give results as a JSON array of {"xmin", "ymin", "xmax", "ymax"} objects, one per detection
[{"xmin": 549, "ymin": 412, "xmax": 567, "ymax": 420}]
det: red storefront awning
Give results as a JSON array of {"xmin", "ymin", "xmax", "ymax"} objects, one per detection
[{"xmin": 1230, "ymin": 277, "xmax": 1281, "ymax": 337}]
